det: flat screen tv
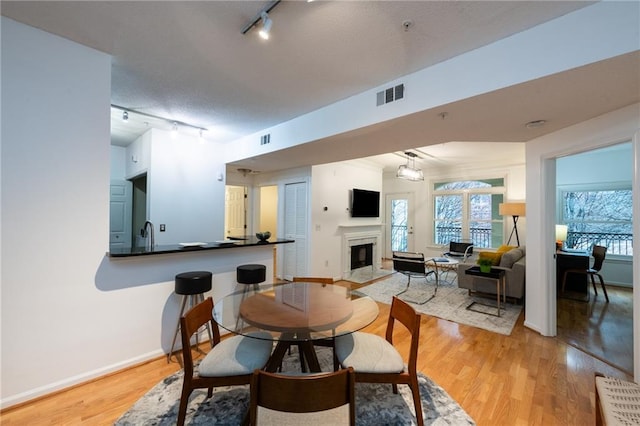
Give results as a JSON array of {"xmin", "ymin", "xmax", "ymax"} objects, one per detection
[{"xmin": 351, "ymin": 188, "xmax": 380, "ymax": 218}]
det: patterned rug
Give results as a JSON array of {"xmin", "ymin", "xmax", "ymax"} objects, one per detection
[
  {"xmin": 356, "ymin": 272, "xmax": 522, "ymax": 335},
  {"xmin": 116, "ymin": 348, "xmax": 475, "ymax": 425}
]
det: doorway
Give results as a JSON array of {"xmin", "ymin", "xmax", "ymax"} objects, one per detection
[
  {"xmin": 555, "ymin": 142, "xmax": 634, "ymax": 374},
  {"xmin": 385, "ymin": 193, "xmax": 414, "ymax": 258},
  {"xmin": 131, "ymin": 174, "xmax": 147, "ymax": 247}
]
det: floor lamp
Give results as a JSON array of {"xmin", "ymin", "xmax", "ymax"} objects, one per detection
[{"xmin": 499, "ymin": 202, "xmax": 526, "ymax": 246}]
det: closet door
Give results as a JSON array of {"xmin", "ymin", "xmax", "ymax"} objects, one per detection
[{"xmin": 283, "ymin": 182, "xmax": 308, "ymax": 280}]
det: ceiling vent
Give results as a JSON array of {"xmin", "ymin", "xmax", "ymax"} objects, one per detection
[
  {"xmin": 376, "ymin": 84, "xmax": 404, "ymax": 106},
  {"xmin": 260, "ymin": 133, "xmax": 271, "ymax": 145}
]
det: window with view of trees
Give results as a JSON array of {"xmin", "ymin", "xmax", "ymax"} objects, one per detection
[
  {"xmin": 560, "ymin": 188, "xmax": 633, "ymax": 255},
  {"xmin": 433, "ymin": 179, "xmax": 505, "ymax": 249}
]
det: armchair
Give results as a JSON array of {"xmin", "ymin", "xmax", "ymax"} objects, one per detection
[{"xmin": 392, "ymin": 251, "xmax": 438, "ymax": 304}]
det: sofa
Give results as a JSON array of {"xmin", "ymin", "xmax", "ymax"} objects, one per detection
[{"xmin": 457, "ymin": 246, "xmax": 526, "ymax": 302}]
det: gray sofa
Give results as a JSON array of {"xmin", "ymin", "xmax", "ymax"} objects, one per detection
[{"xmin": 457, "ymin": 246, "xmax": 526, "ymax": 302}]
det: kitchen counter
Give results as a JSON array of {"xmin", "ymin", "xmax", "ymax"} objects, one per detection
[{"xmin": 108, "ymin": 236, "xmax": 294, "ymax": 258}]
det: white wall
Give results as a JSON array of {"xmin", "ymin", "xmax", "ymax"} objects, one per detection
[
  {"xmin": 310, "ymin": 161, "xmax": 384, "ymax": 280},
  {"xmin": 148, "ymin": 128, "xmax": 226, "ymax": 245},
  {"xmin": 524, "ymin": 104, "xmax": 639, "ymax": 365},
  {"xmin": 0, "ymin": 18, "xmax": 273, "ymax": 409}
]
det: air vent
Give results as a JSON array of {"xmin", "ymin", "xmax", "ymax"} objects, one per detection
[
  {"xmin": 376, "ymin": 83, "xmax": 404, "ymax": 106},
  {"xmin": 260, "ymin": 133, "xmax": 271, "ymax": 145}
]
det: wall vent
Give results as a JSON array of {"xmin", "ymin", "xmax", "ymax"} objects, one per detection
[
  {"xmin": 260, "ymin": 133, "xmax": 271, "ymax": 145},
  {"xmin": 376, "ymin": 83, "xmax": 404, "ymax": 106}
]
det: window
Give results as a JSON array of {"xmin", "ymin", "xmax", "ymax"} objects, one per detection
[
  {"xmin": 433, "ymin": 179, "xmax": 505, "ymax": 249},
  {"xmin": 560, "ymin": 187, "xmax": 633, "ymax": 255}
]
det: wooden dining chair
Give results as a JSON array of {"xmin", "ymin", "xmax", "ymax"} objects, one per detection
[
  {"xmin": 335, "ymin": 296, "xmax": 424, "ymax": 426},
  {"xmin": 177, "ymin": 297, "xmax": 273, "ymax": 426},
  {"xmin": 249, "ymin": 367, "xmax": 356, "ymax": 425}
]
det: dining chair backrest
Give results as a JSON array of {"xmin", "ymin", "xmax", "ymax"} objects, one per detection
[
  {"xmin": 249, "ymin": 367, "xmax": 356, "ymax": 425},
  {"xmin": 591, "ymin": 245, "xmax": 607, "ymax": 272},
  {"xmin": 180, "ymin": 297, "xmax": 221, "ymax": 378},
  {"xmin": 386, "ymin": 296, "xmax": 421, "ymax": 373}
]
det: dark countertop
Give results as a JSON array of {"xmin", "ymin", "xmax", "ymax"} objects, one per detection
[{"xmin": 108, "ymin": 236, "xmax": 294, "ymax": 258}]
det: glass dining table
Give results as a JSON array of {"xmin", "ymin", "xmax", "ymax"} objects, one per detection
[{"xmin": 213, "ymin": 281, "xmax": 379, "ymax": 373}]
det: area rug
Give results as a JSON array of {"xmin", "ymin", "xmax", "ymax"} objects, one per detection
[
  {"xmin": 115, "ymin": 348, "xmax": 475, "ymax": 425},
  {"xmin": 356, "ymin": 272, "xmax": 522, "ymax": 335}
]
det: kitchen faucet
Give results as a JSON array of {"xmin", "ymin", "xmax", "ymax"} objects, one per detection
[{"xmin": 142, "ymin": 221, "xmax": 155, "ymax": 251}]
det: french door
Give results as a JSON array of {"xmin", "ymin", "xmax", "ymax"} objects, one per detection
[{"xmin": 385, "ymin": 193, "xmax": 414, "ymax": 258}]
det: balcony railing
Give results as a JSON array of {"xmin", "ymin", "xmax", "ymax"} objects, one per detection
[
  {"xmin": 566, "ymin": 231, "xmax": 633, "ymax": 255},
  {"xmin": 435, "ymin": 228, "xmax": 633, "ymax": 255},
  {"xmin": 435, "ymin": 226, "xmax": 492, "ymax": 248}
]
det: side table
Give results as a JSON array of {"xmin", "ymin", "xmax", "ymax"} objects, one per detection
[{"xmin": 464, "ymin": 266, "xmax": 506, "ymax": 317}]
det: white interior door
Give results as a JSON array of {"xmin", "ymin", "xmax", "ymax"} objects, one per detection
[
  {"xmin": 283, "ymin": 182, "xmax": 308, "ymax": 280},
  {"xmin": 385, "ymin": 193, "xmax": 414, "ymax": 258},
  {"xmin": 110, "ymin": 180, "xmax": 132, "ymax": 248},
  {"xmin": 225, "ymin": 185, "xmax": 246, "ymax": 237}
]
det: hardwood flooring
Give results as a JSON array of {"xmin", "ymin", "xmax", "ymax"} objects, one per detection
[
  {"xmin": 557, "ymin": 284, "xmax": 633, "ymax": 375},
  {"xmin": 1, "ymin": 280, "xmax": 634, "ymax": 425}
]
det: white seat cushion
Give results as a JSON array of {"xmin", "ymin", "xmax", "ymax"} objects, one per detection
[
  {"xmin": 199, "ymin": 331, "xmax": 273, "ymax": 377},
  {"xmin": 335, "ymin": 332, "xmax": 404, "ymax": 373}
]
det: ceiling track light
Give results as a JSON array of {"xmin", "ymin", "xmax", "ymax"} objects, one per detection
[
  {"xmin": 397, "ymin": 151, "xmax": 424, "ymax": 181},
  {"xmin": 111, "ymin": 104, "xmax": 207, "ymax": 136},
  {"xmin": 258, "ymin": 12, "xmax": 272, "ymax": 40},
  {"xmin": 241, "ymin": 1, "xmax": 280, "ymax": 38}
]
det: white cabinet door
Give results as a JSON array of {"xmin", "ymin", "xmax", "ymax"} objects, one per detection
[{"xmin": 283, "ymin": 182, "xmax": 308, "ymax": 280}]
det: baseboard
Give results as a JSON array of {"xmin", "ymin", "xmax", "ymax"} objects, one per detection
[{"xmin": 0, "ymin": 349, "xmax": 164, "ymax": 410}]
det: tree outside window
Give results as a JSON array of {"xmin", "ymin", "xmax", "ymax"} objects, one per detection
[
  {"xmin": 433, "ymin": 179, "xmax": 505, "ymax": 249},
  {"xmin": 561, "ymin": 188, "xmax": 633, "ymax": 255}
]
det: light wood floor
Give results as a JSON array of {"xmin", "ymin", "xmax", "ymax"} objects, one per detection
[{"xmin": 1, "ymin": 280, "xmax": 633, "ymax": 425}]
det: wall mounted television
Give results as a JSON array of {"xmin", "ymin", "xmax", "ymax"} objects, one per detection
[{"xmin": 351, "ymin": 188, "xmax": 380, "ymax": 218}]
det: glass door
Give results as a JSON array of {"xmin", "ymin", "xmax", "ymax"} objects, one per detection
[{"xmin": 385, "ymin": 193, "xmax": 414, "ymax": 258}]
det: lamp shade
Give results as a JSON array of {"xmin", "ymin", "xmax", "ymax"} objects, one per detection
[
  {"xmin": 499, "ymin": 202, "xmax": 526, "ymax": 217},
  {"xmin": 555, "ymin": 224, "xmax": 568, "ymax": 241}
]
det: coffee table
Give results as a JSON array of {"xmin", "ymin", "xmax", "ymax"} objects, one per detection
[{"xmin": 428, "ymin": 257, "xmax": 459, "ymax": 285}]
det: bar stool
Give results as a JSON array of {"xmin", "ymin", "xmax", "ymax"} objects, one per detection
[
  {"xmin": 235, "ymin": 264, "xmax": 266, "ymax": 330},
  {"xmin": 167, "ymin": 271, "xmax": 213, "ymax": 363}
]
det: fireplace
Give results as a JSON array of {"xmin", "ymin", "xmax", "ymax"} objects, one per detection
[
  {"xmin": 342, "ymin": 230, "xmax": 382, "ymax": 280},
  {"xmin": 350, "ymin": 243, "xmax": 373, "ymax": 270}
]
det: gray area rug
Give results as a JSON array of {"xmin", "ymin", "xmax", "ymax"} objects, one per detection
[
  {"xmin": 345, "ymin": 267, "xmax": 394, "ymax": 284},
  {"xmin": 116, "ymin": 348, "xmax": 475, "ymax": 425},
  {"xmin": 357, "ymin": 272, "xmax": 522, "ymax": 335}
]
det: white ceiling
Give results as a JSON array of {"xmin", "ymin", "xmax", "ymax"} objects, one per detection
[{"xmin": 3, "ymin": 1, "xmax": 638, "ymax": 173}]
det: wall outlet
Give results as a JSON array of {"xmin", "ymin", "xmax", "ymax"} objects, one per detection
[
  {"xmin": 325, "ymin": 260, "xmax": 329, "ymax": 267},
  {"xmin": 160, "ymin": 224, "xmax": 166, "ymax": 232}
]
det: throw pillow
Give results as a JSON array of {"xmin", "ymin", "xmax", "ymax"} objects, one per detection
[
  {"xmin": 478, "ymin": 251, "xmax": 501, "ymax": 266},
  {"xmin": 499, "ymin": 248, "xmax": 523, "ymax": 268}
]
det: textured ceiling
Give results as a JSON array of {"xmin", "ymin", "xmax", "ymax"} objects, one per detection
[{"xmin": 3, "ymin": 1, "xmax": 638, "ymax": 173}]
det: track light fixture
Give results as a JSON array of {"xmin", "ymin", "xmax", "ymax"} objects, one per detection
[
  {"xmin": 241, "ymin": 1, "xmax": 280, "ymax": 39},
  {"xmin": 258, "ymin": 12, "xmax": 272, "ymax": 40},
  {"xmin": 397, "ymin": 152, "xmax": 424, "ymax": 181},
  {"xmin": 111, "ymin": 105, "xmax": 208, "ymax": 140}
]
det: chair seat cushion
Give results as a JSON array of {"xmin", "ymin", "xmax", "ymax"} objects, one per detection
[
  {"xmin": 199, "ymin": 331, "xmax": 273, "ymax": 377},
  {"xmin": 335, "ymin": 332, "xmax": 404, "ymax": 373}
]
